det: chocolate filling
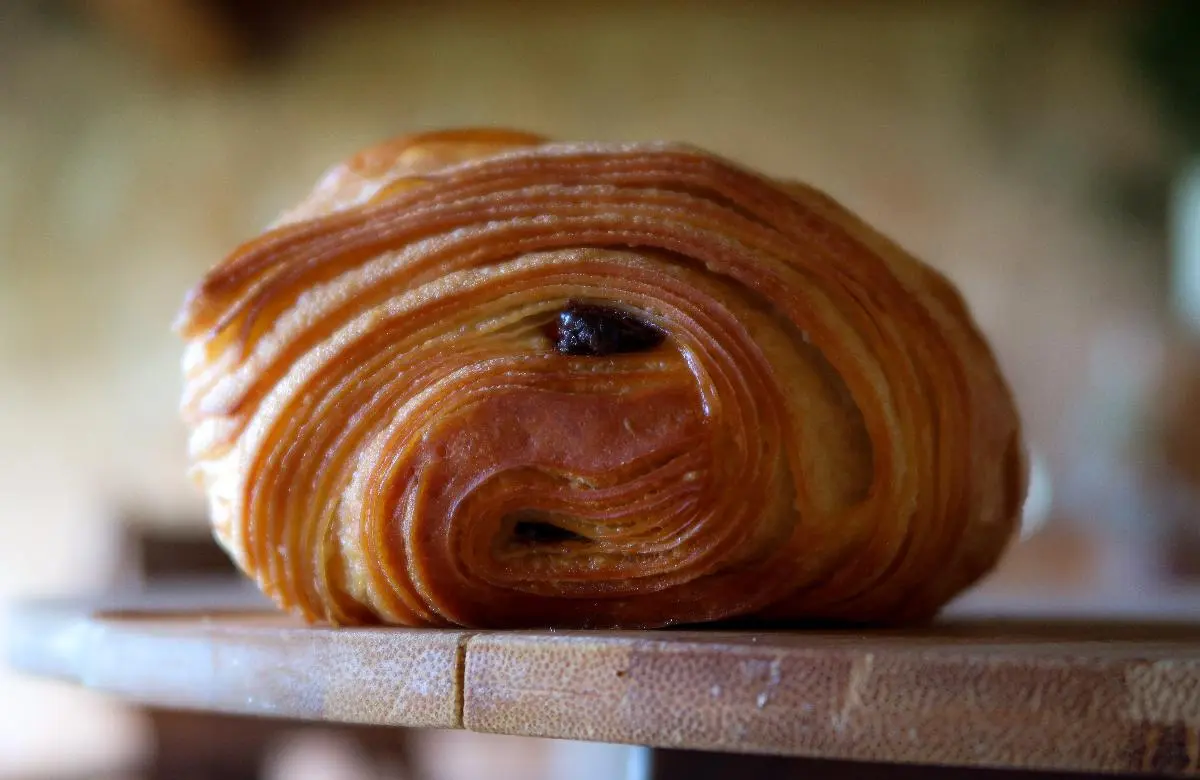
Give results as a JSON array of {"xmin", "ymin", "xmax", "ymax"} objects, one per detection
[
  {"xmin": 550, "ymin": 301, "xmax": 665, "ymax": 356},
  {"xmin": 512, "ymin": 520, "xmax": 590, "ymax": 545}
]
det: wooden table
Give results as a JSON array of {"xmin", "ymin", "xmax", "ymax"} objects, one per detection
[{"xmin": 7, "ymin": 586, "xmax": 1200, "ymax": 779}]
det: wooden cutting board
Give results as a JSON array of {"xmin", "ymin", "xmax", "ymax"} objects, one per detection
[{"xmin": 7, "ymin": 585, "xmax": 1200, "ymax": 776}]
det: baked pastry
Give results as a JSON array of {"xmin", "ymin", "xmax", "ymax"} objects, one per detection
[{"xmin": 175, "ymin": 128, "xmax": 1026, "ymax": 629}]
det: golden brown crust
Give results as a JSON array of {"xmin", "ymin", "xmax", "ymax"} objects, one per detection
[{"xmin": 176, "ymin": 128, "xmax": 1026, "ymax": 628}]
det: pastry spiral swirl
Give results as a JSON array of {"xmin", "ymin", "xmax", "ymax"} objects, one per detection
[{"xmin": 176, "ymin": 128, "xmax": 1026, "ymax": 629}]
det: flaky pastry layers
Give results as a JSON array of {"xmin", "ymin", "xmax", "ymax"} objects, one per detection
[{"xmin": 176, "ymin": 128, "xmax": 1026, "ymax": 629}]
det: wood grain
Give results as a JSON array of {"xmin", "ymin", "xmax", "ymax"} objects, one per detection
[
  {"xmin": 8, "ymin": 593, "xmax": 1200, "ymax": 775},
  {"xmin": 464, "ymin": 626, "xmax": 1200, "ymax": 775},
  {"xmin": 6, "ymin": 590, "xmax": 467, "ymax": 729}
]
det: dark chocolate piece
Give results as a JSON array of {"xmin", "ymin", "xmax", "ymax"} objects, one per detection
[
  {"xmin": 512, "ymin": 520, "xmax": 590, "ymax": 545},
  {"xmin": 551, "ymin": 301, "xmax": 665, "ymax": 356}
]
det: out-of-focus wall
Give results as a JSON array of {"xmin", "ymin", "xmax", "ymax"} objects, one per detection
[{"xmin": 0, "ymin": 1, "xmax": 1182, "ymax": 776}]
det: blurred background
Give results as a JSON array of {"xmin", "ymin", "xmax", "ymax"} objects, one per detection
[{"xmin": 2, "ymin": 0, "xmax": 1200, "ymax": 777}]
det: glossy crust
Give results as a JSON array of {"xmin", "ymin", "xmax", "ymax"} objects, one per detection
[{"xmin": 176, "ymin": 128, "xmax": 1026, "ymax": 629}]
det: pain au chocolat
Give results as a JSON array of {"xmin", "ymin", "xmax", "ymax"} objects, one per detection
[{"xmin": 175, "ymin": 128, "xmax": 1026, "ymax": 629}]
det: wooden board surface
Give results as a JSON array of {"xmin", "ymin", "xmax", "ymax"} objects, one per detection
[{"xmin": 7, "ymin": 586, "xmax": 1200, "ymax": 776}]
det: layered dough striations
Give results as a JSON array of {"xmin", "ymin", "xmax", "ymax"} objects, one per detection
[{"xmin": 176, "ymin": 128, "xmax": 1026, "ymax": 629}]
